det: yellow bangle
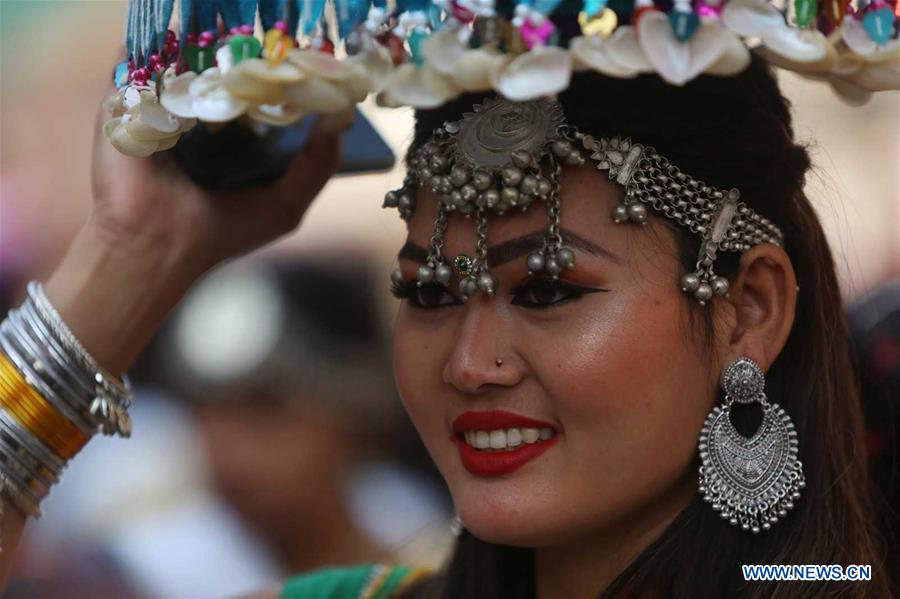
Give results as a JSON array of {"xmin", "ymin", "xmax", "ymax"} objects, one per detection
[{"xmin": 0, "ymin": 352, "xmax": 90, "ymax": 460}]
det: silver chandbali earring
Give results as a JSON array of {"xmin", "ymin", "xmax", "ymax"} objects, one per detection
[{"xmin": 698, "ymin": 357, "xmax": 805, "ymax": 533}]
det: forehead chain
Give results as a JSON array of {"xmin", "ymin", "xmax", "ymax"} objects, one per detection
[{"xmin": 384, "ymin": 97, "xmax": 783, "ymax": 306}]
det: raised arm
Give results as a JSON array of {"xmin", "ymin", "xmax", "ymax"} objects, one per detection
[{"xmin": 0, "ymin": 80, "xmax": 343, "ymax": 586}]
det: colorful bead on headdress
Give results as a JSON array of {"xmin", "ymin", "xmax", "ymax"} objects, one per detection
[{"xmin": 104, "ymin": 0, "xmax": 898, "ymax": 157}]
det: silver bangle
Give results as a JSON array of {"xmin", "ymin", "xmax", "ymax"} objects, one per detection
[
  {"xmin": 6, "ymin": 308, "xmax": 96, "ymax": 430},
  {"xmin": 27, "ymin": 282, "xmax": 131, "ymax": 399},
  {"xmin": 0, "ymin": 408, "xmax": 66, "ymax": 475},
  {"xmin": 19, "ymin": 300, "xmax": 98, "ymax": 400},
  {"xmin": 0, "ymin": 320, "xmax": 95, "ymax": 435},
  {"xmin": 0, "ymin": 430, "xmax": 59, "ymax": 490},
  {"xmin": 25, "ymin": 283, "xmax": 132, "ymax": 437}
]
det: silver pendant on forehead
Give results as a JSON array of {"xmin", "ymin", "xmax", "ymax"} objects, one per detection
[{"xmin": 454, "ymin": 97, "xmax": 565, "ymax": 168}]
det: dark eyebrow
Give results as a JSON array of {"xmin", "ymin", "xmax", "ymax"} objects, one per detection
[{"xmin": 398, "ymin": 227, "xmax": 622, "ymax": 267}]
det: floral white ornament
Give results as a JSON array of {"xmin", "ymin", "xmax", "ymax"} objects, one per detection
[
  {"xmin": 159, "ymin": 65, "xmax": 250, "ymax": 122},
  {"xmin": 758, "ymin": 31, "xmax": 900, "ymax": 104},
  {"xmin": 636, "ymin": 12, "xmax": 732, "ymax": 85},
  {"xmin": 570, "ymin": 34, "xmax": 641, "ymax": 78},
  {"xmin": 491, "ymin": 46, "xmax": 573, "ymax": 101},
  {"xmin": 377, "ymin": 63, "xmax": 462, "ymax": 108},
  {"xmin": 103, "ymin": 83, "xmax": 196, "ymax": 157}
]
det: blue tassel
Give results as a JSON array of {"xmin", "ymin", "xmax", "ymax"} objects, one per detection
[
  {"xmin": 533, "ymin": 0, "xmax": 564, "ymax": 16},
  {"xmin": 180, "ymin": 0, "xmax": 194, "ymax": 40},
  {"xmin": 336, "ymin": 0, "xmax": 371, "ymax": 38},
  {"xmin": 298, "ymin": 0, "xmax": 326, "ymax": 35},
  {"xmin": 155, "ymin": 0, "xmax": 176, "ymax": 53},
  {"xmin": 399, "ymin": 0, "xmax": 431, "ymax": 13},
  {"xmin": 194, "ymin": 0, "xmax": 220, "ymax": 32},
  {"xmin": 219, "ymin": 0, "xmax": 259, "ymax": 27},
  {"xmin": 258, "ymin": 0, "xmax": 286, "ymax": 30}
]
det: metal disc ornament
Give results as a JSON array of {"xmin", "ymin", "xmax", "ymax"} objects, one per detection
[{"xmin": 698, "ymin": 402, "xmax": 805, "ymax": 533}]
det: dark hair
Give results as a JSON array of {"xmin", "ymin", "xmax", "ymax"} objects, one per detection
[{"xmin": 399, "ymin": 56, "xmax": 894, "ymax": 597}]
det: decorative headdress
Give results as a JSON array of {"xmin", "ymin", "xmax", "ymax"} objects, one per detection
[
  {"xmin": 384, "ymin": 96, "xmax": 783, "ymax": 304},
  {"xmin": 104, "ymin": 0, "xmax": 898, "ymax": 157}
]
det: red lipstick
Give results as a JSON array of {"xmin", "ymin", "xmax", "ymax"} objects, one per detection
[{"xmin": 451, "ymin": 410, "xmax": 559, "ymax": 477}]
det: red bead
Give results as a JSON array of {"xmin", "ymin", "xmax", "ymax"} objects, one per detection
[
  {"xmin": 631, "ymin": 6, "xmax": 656, "ymax": 26},
  {"xmin": 186, "ymin": 32, "xmax": 198, "ymax": 43},
  {"xmin": 319, "ymin": 38, "xmax": 335, "ymax": 54},
  {"xmin": 166, "ymin": 30, "xmax": 176, "ymax": 43},
  {"xmin": 377, "ymin": 32, "xmax": 407, "ymax": 65},
  {"xmin": 451, "ymin": 0, "xmax": 476, "ymax": 23},
  {"xmin": 274, "ymin": 20, "xmax": 289, "ymax": 34}
]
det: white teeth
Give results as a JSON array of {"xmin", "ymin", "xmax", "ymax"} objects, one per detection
[
  {"xmin": 507, "ymin": 428, "xmax": 522, "ymax": 447},
  {"xmin": 522, "ymin": 428, "xmax": 540, "ymax": 443},
  {"xmin": 461, "ymin": 426, "xmax": 555, "ymax": 450}
]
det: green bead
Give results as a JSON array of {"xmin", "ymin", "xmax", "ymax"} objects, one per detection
[
  {"xmin": 229, "ymin": 35, "xmax": 263, "ymax": 65},
  {"xmin": 185, "ymin": 45, "xmax": 215, "ymax": 72},
  {"xmin": 794, "ymin": 0, "xmax": 817, "ymax": 28},
  {"xmin": 454, "ymin": 254, "xmax": 473, "ymax": 276}
]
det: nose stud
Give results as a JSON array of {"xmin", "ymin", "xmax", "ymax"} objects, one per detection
[{"xmin": 495, "ymin": 358, "xmax": 503, "ymax": 367}]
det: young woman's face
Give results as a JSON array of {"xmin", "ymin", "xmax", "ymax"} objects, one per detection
[{"xmin": 392, "ymin": 166, "xmax": 722, "ymax": 546}]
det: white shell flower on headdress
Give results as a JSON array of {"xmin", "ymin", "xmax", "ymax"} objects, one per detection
[
  {"xmin": 757, "ymin": 29, "xmax": 900, "ymax": 104},
  {"xmin": 706, "ymin": 29, "xmax": 752, "ymax": 75},
  {"xmin": 636, "ymin": 12, "xmax": 733, "ymax": 85},
  {"xmin": 420, "ymin": 25, "xmax": 510, "ymax": 92},
  {"xmin": 377, "ymin": 63, "xmax": 462, "ymax": 108},
  {"xmin": 103, "ymin": 83, "xmax": 196, "ymax": 157},
  {"xmin": 604, "ymin": 26, "xmax": 655, "ymax": 73},
  {"xmin": 491, "ymin": 46, "xmax": 573, "ymax": 101},
  {"xmin": 345, "ymin": 43, "xmax": 394, "ymax": 93},
  {"xmin": 284, "ymin": 48, "xmax": 373, "ymax": 113},
  {"xmin": 570, "ymin": 34, "xmax": 640, "ymax": 78},
  {"xmin": 160, "ymin": 67, "xmax": 250, "ymax": 122}
]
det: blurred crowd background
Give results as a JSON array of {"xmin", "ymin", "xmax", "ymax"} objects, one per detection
[{"xmin": 1, "ymin": 1, "xmax": 898, "ymax": 598}]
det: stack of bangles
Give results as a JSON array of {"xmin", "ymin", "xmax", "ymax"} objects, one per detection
[{"xmin": 0, "ymin": 281, "xmax": 132, "ymax": 531}]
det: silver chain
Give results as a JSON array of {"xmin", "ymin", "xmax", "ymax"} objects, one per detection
[
  {"xmin": 428, "ymin": 204, "xmax": 448, "ymax": 264},
  {"xmin": 474, "ymin": 208, "xmax": 489, "ymax": 272},
  {"xmin": 544, "ymin": 156, "xmax": 564, "ymax": 252}
]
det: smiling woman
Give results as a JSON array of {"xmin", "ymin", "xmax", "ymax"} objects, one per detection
[
  {"xmin": 379, "ymin": 57, "xmax": 894, "ymax": 598},
  {"xmin": 0, "ymin": 36, "xmax": 894, "ymax": 599}
]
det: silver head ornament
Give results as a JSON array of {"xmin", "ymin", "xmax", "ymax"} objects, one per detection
[{"xmin": 384, "ymin": 97, "xmax": 784, "ymax": 306}]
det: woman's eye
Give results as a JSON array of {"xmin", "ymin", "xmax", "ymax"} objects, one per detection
[
  {"xmin": 391, "ymin": 281, "xmax": 462, "ymax": 310},
  {"xmin": 511, "ymin": 278, "xmax": 605, "ymax": 309}
]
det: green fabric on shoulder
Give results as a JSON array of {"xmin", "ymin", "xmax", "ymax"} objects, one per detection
[{"xmin": 281, "ymin": 563, "xmax": 423, "ymax": 599}]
